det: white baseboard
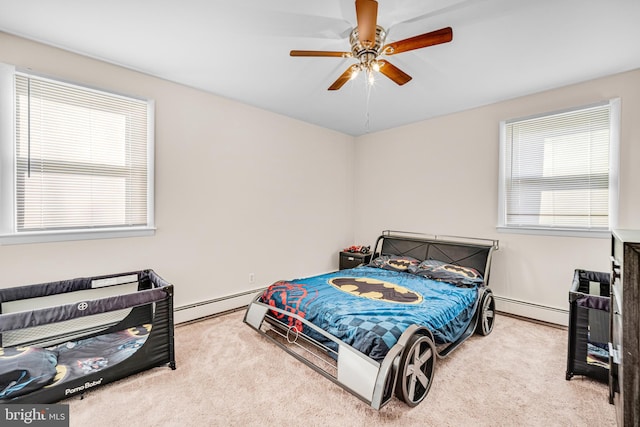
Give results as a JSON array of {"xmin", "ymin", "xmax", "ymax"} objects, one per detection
[
  {"xmin": 173, "ymin": 290, "xmax": 570, "ymax": 328},
  {"xmin": 494, "ymin": 295, "xmax": 569, "ymax": 326},
  {"xmin": 174, "ymin": 288, "xmax": 264, "ymax": 324}
]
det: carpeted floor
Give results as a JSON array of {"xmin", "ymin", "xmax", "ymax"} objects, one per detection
[{"xmin": 64, "ymin": 309, "xmax": 615, "ymax": 427}]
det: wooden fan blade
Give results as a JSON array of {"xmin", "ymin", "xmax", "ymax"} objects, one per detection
[
  {"xmin": 355, "ymin": 0, "xmax": 378, "ymax": 48},
  {"xmin": 328, "ymin": 66, "xmax": 357, "ymax": 91},
  {"xmin": 382, "ymin": 27, "xmax": 453, "ymax": 55},
  {"xmin": 290, "ymin": 50, "xmax": 352, "ymax": 58},
  {"xmin": 377, "ymin": 60, "xmax": 412, "ymax": 86}
]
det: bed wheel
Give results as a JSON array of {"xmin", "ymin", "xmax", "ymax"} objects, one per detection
[
  {"xmin": 476, "ymin": 292, "xmax": 495, "ymax": 336},
  {"xmin": 395, "ymin": 334, "xmax": 436, "ymax": 407}
]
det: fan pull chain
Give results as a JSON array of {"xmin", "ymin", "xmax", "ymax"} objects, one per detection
[{"xmin": 364, "ymin": 72, "xmax": 373, "ymax": 133}]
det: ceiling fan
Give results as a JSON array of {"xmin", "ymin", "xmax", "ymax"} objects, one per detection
[{"xmin": 290, "ymin": 0, "xmax": 453, "ymax": 90}]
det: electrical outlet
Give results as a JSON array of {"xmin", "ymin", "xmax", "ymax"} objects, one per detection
[{"xmin": 249, "ymin": 273, "xmax": 255, "ymax": 284}]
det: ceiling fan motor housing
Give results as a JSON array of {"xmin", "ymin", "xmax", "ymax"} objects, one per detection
[{"xmin": 350, "ymin": 25, "xmax": 387, "ymax": 68}]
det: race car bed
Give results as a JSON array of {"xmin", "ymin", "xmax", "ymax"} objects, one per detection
[
  {"xmin": 244, "ymin": 231, "xmax": 498, "ymax": 409},
  {"xmin": 0, "ymin": 269, "xmax": 175, "ymax": 403}
]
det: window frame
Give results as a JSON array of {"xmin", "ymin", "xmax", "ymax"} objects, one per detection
[
  {"xmin": 497, "ymin": 99, "xmax": 620, "ymax": 239},
  {"xmin": 0, "ymin": 65, "xmax": 155, "ymax": 245}
]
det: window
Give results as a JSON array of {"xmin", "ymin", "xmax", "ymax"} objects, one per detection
[
  {"xmin": 0, "ymin": 65, "xmax": 154, "ymax": 244},
  {"xmin": 498, "ymin": 99, "xmax": 620, "ymax": 237}
]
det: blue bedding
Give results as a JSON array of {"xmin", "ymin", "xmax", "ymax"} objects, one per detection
[{"xmin": 260, "ymin": 266, "xmax": 478, "ymax": 361}]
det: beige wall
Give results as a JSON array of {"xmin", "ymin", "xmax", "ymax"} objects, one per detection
[
  {"xmin": 0, "ymin": 32, "xmax": 355, "ymax": 321},
  {"xmin": 2, "ymin": 31, "xmax": 638, "ymax": 325},
  {"xmin": 353, "ymin": 69, "xmax": 640, "ymax": 324}
]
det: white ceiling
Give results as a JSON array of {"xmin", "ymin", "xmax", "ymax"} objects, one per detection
[{"xmin": 1, "ymin": 0, "xmax": 639, "ymax": 136}]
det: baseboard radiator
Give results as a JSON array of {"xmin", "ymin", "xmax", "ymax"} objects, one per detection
[
  {"xmin": 174, "ymin": 291, "xmax": 569, "ymax": 327},
  {"xmin": 494, "ymin": 295, "xmax": 569, "ymax": 326},
  {"xmin": 174, "ymin": 287, "xmax": 265, "ymax": 324}
]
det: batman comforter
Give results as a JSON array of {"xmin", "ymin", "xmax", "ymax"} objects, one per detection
[{"xmin": 260, "ymin": 262, "xmax": 481, "ymax": 362}]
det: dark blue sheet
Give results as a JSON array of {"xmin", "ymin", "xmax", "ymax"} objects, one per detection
[{"xmin": 260, "ymin": 266, "xmax": 478, "ymax": 361}]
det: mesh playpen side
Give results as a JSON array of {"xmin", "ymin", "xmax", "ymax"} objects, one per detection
[
  {"xmin": 0, "ymin": 269, "xmax": 175, "ymax": 403},
  {"xmin": 566, "ymin": 269, "xmax": 610, "ymax": 383}
]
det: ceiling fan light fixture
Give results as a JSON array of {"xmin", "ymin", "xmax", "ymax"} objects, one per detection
[{"xmin": 350, "ymin": 65, "xmax": 361, "ymax": 80}]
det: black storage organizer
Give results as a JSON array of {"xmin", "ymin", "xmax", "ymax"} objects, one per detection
[{"xmin": 566, "ymin": 269, "xmax": 611, "ymax": 383}]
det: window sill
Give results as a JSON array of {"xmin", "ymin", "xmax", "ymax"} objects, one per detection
[
  {"xmin": 0, "ymin": 227, "xmax": 156, "ymax": 245},
  {"xmin": 496, "ymin": 226, "xmax": 610, "ymax": 239}
]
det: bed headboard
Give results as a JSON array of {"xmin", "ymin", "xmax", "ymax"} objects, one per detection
[{"xmin": 372, "ymin": 230, "xmax": 499, "ymax": 283}]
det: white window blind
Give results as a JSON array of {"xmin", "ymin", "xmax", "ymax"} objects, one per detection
[
  {"xmin": 499, "ymin": 100, "xmax": 619, "ymax": 235},
  {"xmin": 14, "ymin": 73, "xmax": 151, "ymax": 233}
]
